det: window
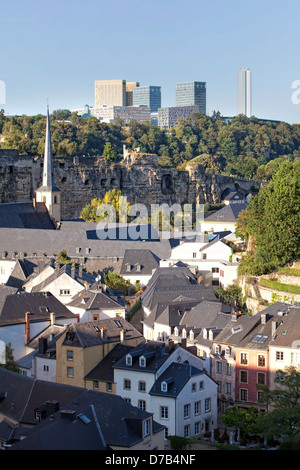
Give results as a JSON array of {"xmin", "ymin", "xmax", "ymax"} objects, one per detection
[
  {"xmin": 217, "ymin": 381, "xmax": 222, "ymax": 393},
  {"xmin": 212, "ymin": 267, "xmax": 219, "ymax": 273},
  {"xmin": 225, "ymin": 382, "xmax": 231, "ymax": 394},
  {"xmin": 124, "ymin": 398, "xmax": 131, "ymax": 404},
  {"xmin": 67, "ymin": 350, "xmax": 73, "ymax": 361},
  {"xmin": 160, "ymin": 406, "xmax": 168, "ymax": 419},
  {"xmin": 258, "ymin": 354, "xmax": 266, "ymax": 367},
  {"xmin": 212, "ymin": 280, "xmax": 219, "ymax": 286},
  {"xmin": 257, "ymin": 390, "xmax": 264, "ymax": 403},
  {"xmin": 107, "ymin": 383, "xmax": 112, "ymax": 392},
  {"xmin": 291, "ymin": 353, "xmax": 299, "ymax": 364},
  {"xmin": 194, "ymin": 401, "xmax": 201, "ymax": 415},
  {"xmin": 93, "ymin": 381, "xmax": 99, "ymax": 390},
  {"xmin": 184, "ymin": 404, "xmax": 190, "ymax": 419},
  {"xmin": 193, "ymin": 252, "xmax": 197, "ymax": 259},
  {"xmin": 93, "ymin": 314, "xmax": 99, "ymax": 321},
  {"xmin": 257, "ymin": 372, "xmax": 266, "ymax": 385},
  {"xmin": 60, "ymin": 289, "xmax": 70, "ymax": 295},
  {"xmin": 43, "ymin": 365, "xmax": 49, "ymax": 372},
  {"xmin": 225, "ymin": 346, "xmax": 231, "ymax": 357},
  {"xmin": 126, "ymin": 355, "xmax": 132, "ymax": 366},
  {"xmin": 124, "ymin": 379, "xmax": 131, "ymax": 390},
  {"xmin": 164, "ymin": 428, "xmax": 169, "ymax": 440},
  {"xmin": 240, "ymin": 370, "xmax": 248, "ymax": 383},
  {"xmin": 67, "ymin": 367, "xmax": 74, "ymax": 378},
  {"xmin": 240, "ymin": 352, "xmax": 248, "ymax": 365},
  {"xmin": 161, "ymin": 382, "xmax": 167, "ymax": 392},
  {"xmin": 139, "ymin": 381, "xmax": 146, "ymax": 392},
  {"xmin": 240, "ymin": 389, "xmax": 248, "ymax": 401},
  {"xmin": 191, "ymin": 382, "xmax": 196, "ymax": 392},
  {"xmin": 216, "ymin": 361, "xmax": 222, "ymax": 374},
  {"xmin": 276, "ymin": 351, "xmax": 284, "ymax": 361},
  {"xmin": 138, "ymin": 400, "xmax": 146, "ymax": 411},
  {"xmin": 184, "ymin": 425, "xmax": 190, "ymax": 438},
  {"xmin": 204, "ymin": 398, "xmax": 211, "ymax": 413},
  {"xmin": 225, "ymin": 363, "xmax": 232, "ymax": 376},
  {"xmin": 139, "ymin": 356, "xmax": 146, "ymax": 367},
  {"xmin": 199, "ymin": 380, "xmax": 204, "ymax": 390},
  {"xmin": 195, "ymin": 422, "xmax": 200, "ymax": 435}
]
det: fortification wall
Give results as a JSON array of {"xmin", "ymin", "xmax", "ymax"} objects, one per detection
[{"xmin": 0, "ymin": 150, "xmax": 257, "ymax": 220}]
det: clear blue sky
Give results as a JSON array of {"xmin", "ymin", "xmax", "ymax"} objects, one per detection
[{"xmin": 1, "ymin": 0, "xmax": 300, "ymax": 123}]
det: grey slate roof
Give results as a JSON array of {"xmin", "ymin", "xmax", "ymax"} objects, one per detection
[
  {"xmin": 5, "ymin": 258, "xmax": 40, "ymax": 289},
  {"xmin": 0, "ymin": 368, "xmax": 85, "ymax": 425},
  {"xmin": 120, "ymin": 249, "xmax": 160, "ymax": 276},
  {"xmin": 30, "ymin": 263, "xmax": 96, "ymax": 292},
  {"xmin": 141, "ymin": 266, "xmax": 217, "ymax": 311},
  {"xmin": 0, "ymin": 225, "xmax": 173, "ymax": 261},
  {"xmin": 204, "ymin": 203, "xmax": 248, "ymax": 222},
  {"xmin": 113, "ymin": 340, "xmax": 176, "ymax": 373},
  {"xmin": 149, "ymin": 362, "xmax": 206, "ymax": 397},
  {"xmin": 66, "ymin": 283, "xmax": 125, "ymax": 310},
  {"xmin": 10, "ymin": 388, "xmax": 163, "ymax": 450},
  {"xmin": 62, "ymin": 317, "xmax": 143, "ymax": 348},
  {"xmin": 0, "ymin": 291, "xmax": 77, "ymax": 326},
  {"xmin": 0, "ymin": 202, "xmax": 55, "ymax": 229}
]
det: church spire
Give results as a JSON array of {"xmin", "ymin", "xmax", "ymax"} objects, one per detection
[{"xmin": 42, "ymin": 105, "xmax": 55, "ymax": 189}]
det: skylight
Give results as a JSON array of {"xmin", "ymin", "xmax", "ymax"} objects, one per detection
[{"xmin": 251, "ymin": 334, "xmax": 268, "ymax": 343}]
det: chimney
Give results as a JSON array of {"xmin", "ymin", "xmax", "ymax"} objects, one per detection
[
  {"xmin": 101, "ymin": 327, "xmax": 107, "ymax": 340},
  {"xmin": 261, "ymin": 313, "xmax": 268, "ymax": 324},
  {"xmin": 272, "ymin": 318, "xmax": 279, "ymax": 338},
  {"xmin": 120, "ymin": 328, "xmax": 126, "ymax": 343},
  {"xmin": 60, "ymin": 409, "xmax": 77, "ymax": 421},
  {"xmin": 50, "ymin": 312, "xmax": 55, "ymax": 326},
  {"xmin": 45, "ymin": 400, "xmax": 59, "ymax": 417},
  {"xmin": 165, "ymin": 339, "xmax": 174, "ymax": 353},
  {"xmin": 181, "ymin": 338, "xmax": 187, "ymax": 349},
  {"xmin": 79, "ymin": 264, "xmax": 83, "ymax": 278},
  {"xmin": 25, "ymin": 312, "xmax": 31, "ymax": 344},
  {"xmin": 71, "ymin": 264, "xmax": 75, "ymax": 278},
  {"xmin": 38, "ymin": 337, "xmax": 48, "ymax": 355}
]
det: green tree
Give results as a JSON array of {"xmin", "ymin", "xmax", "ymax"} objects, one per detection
[
  {"xmin": 256, "ymin": 366, "xmax": 300, "ymax": 441},
  {"xmin": 103, "ymin": 270, "xmax": 131, "ymax": 295},
  {"xmin": 80, "ymin": 189, "xmax": 131, "ymax": 223},
  {"xmin": 0, "ymin": 343, "xmax": 19, "ymax": 373},
  {"xmin": 103, "ymin": 141, "xmax": 117, "ymax": 162},
  {"xmin": 236, "ymin": 160, "xmax": 300, "ymax": 275}
]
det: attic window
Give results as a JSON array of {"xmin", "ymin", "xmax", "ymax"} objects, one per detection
[
  {"xmin": 161, "ymin": 382, "xmax": 168, "ymax": 392},
  {"xmin": 136, "ymin": 264, "xmax": 141, "ymax": 272},
  {"xmin": 114, "ymin": 320, "xmax": 123, "ymax": 328},
  {"xmin": 40, "ymin": 307, "xmax": 50, "ymax": 313},
  {"xmin": 126, "ymin": 354, "xmax": 132, "ymax": 366},
  {"xmin": 94, "ymin": 326, "xmax": 100, "ymax": 332},
  {"xmin": 139, "ymin": 356, "xmax": 146, "ymax": 367},
  {"xmin": 126, "ymin": 264, "xmax": 131, "ymax": 272},
  {"xmin": 76, "ymin": 247, "xmax": 81, "ymax": 254}
]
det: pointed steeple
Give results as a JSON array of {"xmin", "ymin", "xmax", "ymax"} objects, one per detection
[
  {"xmin": 35, "ymin": 105, "xmax": 61, "ymax": 223},
  {"xmin": 41, "ymin": 105, "xmax": 57, "ymax": 190}
]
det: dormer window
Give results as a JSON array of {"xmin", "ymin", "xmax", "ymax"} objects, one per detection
[
  {"xmin": 225, "ymin": 346, "xmax": 231, "ymax": 356},
  {"xmin": 136, "ymin": 264, "xmax": 141, "ymax": 272},
  {"xmin": 126, "ymin": 264, "xmax": 131, "ymax": 272},
  {"xmin": 215, "ymin": 345, "xmax": 220, "ymax": 355},
  {"xmin": 126, "ymin": 354, "xmax": 132, "ymax": 366},
  {"xmin": 139, "ymin": 356, "xmax": 146, "ymax": 367},
  {"xmin": 189, "ymin": 330, "xmax": 194, "ymax": 341},
  {"xmin": 182, "ymin": 329, "xmax": 187, "ymax": 339},
  {"xmin": 161, "ymin": 381, "xmax": 168, "ymax": 392},
  {"xmin": 174, "ymin": 327, "xmax": 179, "ymax": 336},
  {"xmin": 203, "ymin": 328, "xmax": 207, "ymax": 339}
]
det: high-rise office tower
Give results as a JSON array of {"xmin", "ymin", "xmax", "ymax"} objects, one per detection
[
  {"xmin": 95, "ymin": 79, "xmax": 127, "ymax": 108},
  {"xmin": 238, "ymin": 68, "xmax": 251, "ymax": 117},
  {"xmin": 176, "ymin": 81, "xmax": 206, "ymax": 114},
  {"xmin": 132, "ymin": 86, "xmax": 161, "ymax": 113},
  {"xmin": 126, "ymin": 82, "xmax": 140, "ymax": 106}
]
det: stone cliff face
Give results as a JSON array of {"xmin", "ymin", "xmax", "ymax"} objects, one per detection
[{"xmin": 0, "ymin": 149, "xmax": 257, "ymax": 220}]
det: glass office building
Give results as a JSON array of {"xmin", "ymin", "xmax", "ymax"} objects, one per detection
[
  {"xmin": 176, "ymin": 81, "xmax": 206, "ymax": 114},
  {"xmin": 132, "ymin": 86, "xmax": 161, "ymax": 113}
]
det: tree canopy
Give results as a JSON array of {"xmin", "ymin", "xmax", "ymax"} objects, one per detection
[
  {"xmin": 236, "ymin": 160, "xmax": 300, "ymax": 275},
  {"xmin": 1, "ymin": 110, "xmax": 300, "ymax": 179}
]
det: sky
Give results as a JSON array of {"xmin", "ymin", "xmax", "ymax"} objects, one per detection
[{"xmin": 1, "ymin": 0, "xmax": 300, "ymax": 123}]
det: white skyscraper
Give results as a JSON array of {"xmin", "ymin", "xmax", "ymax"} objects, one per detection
[{"xmin": 238, "ymin": 68, "xmax": 251, "ymax": 117}]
